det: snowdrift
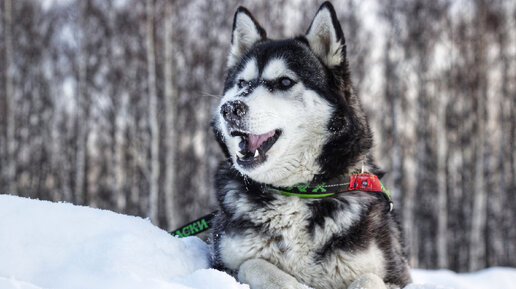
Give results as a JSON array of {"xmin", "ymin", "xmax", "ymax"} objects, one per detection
[
  {"xmin": 0, "ymin": 195, "xmax": 514, "ymax": 289},
  {"xmin": 0, "ymin": 195, "xmax": 246, "ymax": 289}
]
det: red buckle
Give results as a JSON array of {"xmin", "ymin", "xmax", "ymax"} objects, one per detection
[{"xmin": 348, "ymin": 174, "xmax": 382, "ymax": 192}]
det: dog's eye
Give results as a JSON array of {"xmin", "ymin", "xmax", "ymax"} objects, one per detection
[
  {"xmin": 237, "ymin": 79, "xmax": 248, "ymax": 89},
  {"xmin": 279, "ymin": 77, "xmax": 294, "ymax": 89}
]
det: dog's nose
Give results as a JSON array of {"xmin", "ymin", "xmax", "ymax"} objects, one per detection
[{"xmin": 221, "ymin": 100, "xmax": 248, "ymax": 124}]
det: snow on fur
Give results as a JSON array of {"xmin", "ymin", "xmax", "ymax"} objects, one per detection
[{"xmin": 0, "ymin": 195, "xmax": 514, "ymax": 289}]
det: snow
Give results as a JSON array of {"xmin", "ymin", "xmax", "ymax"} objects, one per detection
[
  {"xmin": 409, "ymin": 267, "xmax": 516, "ymax": 289},
  {"xmin": 0, "ymin": 195, "xmax": 514, "ymax": 289},
  {"xmin": 0, "ymin": 195, "xmax": 247, "ymax": 289}
]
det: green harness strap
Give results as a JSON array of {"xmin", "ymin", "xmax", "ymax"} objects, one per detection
[
  {"xmin": 170, "ymin": 173, "xmax": 393, "ymax": 238},
  {"xmin": 170, "ymin": 212, "xmax": 216, "ymax": 238}
]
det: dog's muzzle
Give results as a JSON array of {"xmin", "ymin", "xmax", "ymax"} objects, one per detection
[{"xmin": 221, "ymin": 100, "xmax": 248, "ymax": 129}]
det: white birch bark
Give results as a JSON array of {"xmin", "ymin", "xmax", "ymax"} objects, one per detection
[
  {"xmin": 469, "ymin": 3, "xmax": 487, "ymax": 270},
  {"xmin": 107, "ymin": 3, "xmax": 127, "ymax": 212},
  {"xmin": 470, "ymin": 97, "xmax": 486, "ymax": 271},
  {"xmin": 114, "ymin": 92, "xmax": 129, "ymax": 211},
  {"xmin": 146, "ymin": 0, "xmax": 159, "ymax": 224},
  {"xmin": 163, "ymin": 0, "xmax": 179, "ymax": 229},
  {"xmin": 436, "ymin": 81, "xmax": 448, "ymax": 268}
]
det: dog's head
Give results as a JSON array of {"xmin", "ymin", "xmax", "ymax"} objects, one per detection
[{"xmin": 213, "ymin": 2, "xmax": 373, "ymax": 187}]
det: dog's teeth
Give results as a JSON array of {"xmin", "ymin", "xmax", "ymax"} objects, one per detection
[
  {"xmin": 236, "ymin": 151, "xmax": 244, "ymax": 158},
  {"xmin": 254, "ymin": 150, "xmax": 259, "ymax": 158}
]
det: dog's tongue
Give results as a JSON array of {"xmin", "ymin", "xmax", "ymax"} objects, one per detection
[{"xmin": 248, "ymin": 130, "xmax": 275, "ymax": 152}]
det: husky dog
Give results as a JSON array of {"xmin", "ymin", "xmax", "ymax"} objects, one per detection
[{"xmin": 210, "ymin": 2, "xmax": 411, "ymax": 289}]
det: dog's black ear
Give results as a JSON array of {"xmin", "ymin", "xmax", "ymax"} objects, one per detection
[
  {"xmin": 228, "ymin": 7, "xmax": 266, "ymax": 68},
  {"xmin": 305, "ymin": 2, "xmax": 346, "ymax": 67}
]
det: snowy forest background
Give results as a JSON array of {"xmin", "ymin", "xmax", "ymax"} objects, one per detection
[{"xmin": 0, "ymin": 0, "xmax": 515, "ymax": 273}]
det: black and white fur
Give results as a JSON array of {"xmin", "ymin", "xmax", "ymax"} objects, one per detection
[{"xmin": 210, "ymin": 2, "xmax": 411, "ymax": 289}]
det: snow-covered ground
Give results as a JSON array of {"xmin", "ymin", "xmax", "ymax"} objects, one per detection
[{"xmin": 0, "ymin": 195, "xmax": 514, "ymax": 289}]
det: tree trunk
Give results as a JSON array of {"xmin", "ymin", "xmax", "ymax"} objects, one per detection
[
  {"xmin": 163, "ymin": 0, "xmax": 179, "ymax": 230},
  {"xmin": 436, "ymin": 80, "xmax": 448, "ymax": 268},
  {"xmin": 107, "ymin": 3, "xmax": 127, "ymax": 213},
  {"xmin": 487, "ymin": 30, "xmax": 506, "ymax": 267},
  {"xmin": 114, "ymin": 92, "xmax": 129, "ymax": 212},
  {"xmin": 74, "ymin": 0, "xmax": 88, "ymax": 205},
  {"xmin": 4, "ymin": 0, "xmax": 16, "ymax": 196},
  {"xmin": 469, "ymin": 84, "xmax": 487, "ymax": 271},
  {"xmin": 146, "ymin": 0, "xmax": 159, "ymax": 224},
  {"xmin": 469, "ymin": 0, "xmax": 487, "ymax": 271}
]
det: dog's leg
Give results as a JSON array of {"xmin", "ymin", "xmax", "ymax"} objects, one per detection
[
  {"xmin": 347, "ymin": 273, "xmax": 388, "ymax": 289},
  {"xmin": 238, "ymin": 258, "xmax": 309, "ymax": 289}
]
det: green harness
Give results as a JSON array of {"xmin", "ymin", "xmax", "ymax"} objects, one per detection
[{"xmin": 170, "ymin": 173, "xmax": 393, "ymax": 238}]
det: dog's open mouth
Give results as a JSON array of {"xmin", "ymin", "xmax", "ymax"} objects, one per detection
[{"xmin": 230, "ymin": 129, "xmax": 282, "ymax": 168}]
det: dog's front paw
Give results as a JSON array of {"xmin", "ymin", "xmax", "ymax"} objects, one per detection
[
  {"xmin": 347, "ymin": 273, "xmax": 387, "ymax": 289},
  {"xmin": 238, "ymin": 259, "xmax": 308, "ymax": 289}
]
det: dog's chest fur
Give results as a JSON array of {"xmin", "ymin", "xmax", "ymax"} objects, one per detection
[{"xmin": 211, "ymin": 165, "xmax": 406, "ymax": 289}]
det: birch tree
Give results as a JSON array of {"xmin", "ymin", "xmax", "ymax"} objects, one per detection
[
  {"xmin": 436, "ymin": 2, "xmax": 451, "ymax": 270},
  {"xmin": 485, "ymin": 3, "xmax": 507, "ymax": 266},
  {"xmin": 74, "ymin": 0, "xmax": 89, "ymax": 205},
  {"xmin": 4, "ymin": 0, "xmax": 16, "ymax": 196},
  {"xmin": 469, "ymin": 0, "xmax": 488, "ymax": 271},
  {"xmin": 163, "ymin": 0, "xmax": 179, "ymax": 229},
  {"xmin": 497, "ymin": 6, "xmax": 516, "ymax": 266},
  {"xmin": 436, "ymin": 78, "xmax": 448, "ymax": 268},
  {"xmin": 146, "ymin": 0, "xmax": 159, "ymax": 224}
]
